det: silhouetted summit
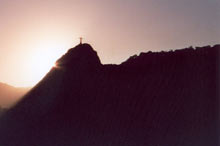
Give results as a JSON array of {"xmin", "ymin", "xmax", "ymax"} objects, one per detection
[
  {"xmin": 0, "ymin": 44, "xmax": 219, "ymax": 146},
  {"xmin": 56, "ymin": 43, "xmax": 101, "ymax": 69}
]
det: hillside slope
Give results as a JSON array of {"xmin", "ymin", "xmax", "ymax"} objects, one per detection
[
  {"xmin": 0, "ymin": 44, "xmax": 219, "ymax": 146},
  {"xmin": 0, "ymin": 83, "xmax": 29, "ymax": 107}
]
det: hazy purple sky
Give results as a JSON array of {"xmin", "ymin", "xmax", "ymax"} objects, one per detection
[{"xmin": 0, "ymin": 0, "xmax": 219, "ymax": 87}]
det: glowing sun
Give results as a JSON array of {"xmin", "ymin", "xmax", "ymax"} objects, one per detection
[{"xmin": 26, "ymin": 40, "xmax": 71, "ymax": 86}]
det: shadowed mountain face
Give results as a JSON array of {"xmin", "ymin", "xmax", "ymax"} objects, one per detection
[
  {"xmin": 0, "ymin": 83, "xmax": 29, "ymax": 107},
  {"xmin": 0, "ymin": 43, "xmax": 219, "ymax": 146}
]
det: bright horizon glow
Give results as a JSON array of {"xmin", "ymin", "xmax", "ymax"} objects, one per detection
[
  {"xmin": 26, "ymin": 41, "xmax": 69, "ymax": 87},
  {"xmin": 2, "ymin": 37, "xmax": 84, "ymax": 87},
  {"xmin": 0, "ymin": 33, "xmax": 83, "ymax": 87}
]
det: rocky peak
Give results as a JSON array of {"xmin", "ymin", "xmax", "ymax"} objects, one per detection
[{"xmin": 56, "ymin": 43, "xmax": 101, "ymax": 69}]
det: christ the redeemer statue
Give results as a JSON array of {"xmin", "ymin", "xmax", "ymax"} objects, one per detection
[{"xmin": 80, "ymin": 37, "xmax": 83, "ymax": 44}]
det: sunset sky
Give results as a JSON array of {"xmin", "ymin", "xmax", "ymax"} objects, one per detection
[{"xmin": 0, "ymin": 0, "xmax": 219, "ymax": 87}]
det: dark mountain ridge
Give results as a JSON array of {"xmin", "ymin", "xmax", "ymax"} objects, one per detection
[{"xmin": 0, "ymin": 44, "xmax": 219, "ymax": 146}]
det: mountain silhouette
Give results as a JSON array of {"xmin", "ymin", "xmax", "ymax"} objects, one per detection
[
  {"xmin": 0, "ymin": 83, "xmax": 29, "ymax": 107},
  {"xmin": 0, "ymin": 43, "xmax": 219, "ymax": 146}
]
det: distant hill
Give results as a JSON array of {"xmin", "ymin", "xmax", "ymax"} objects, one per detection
[
  {"xmin": 0, "ymin": 83, "xmax": 29, "ymax": 107},
  {"xmin": 0, "ymin": 44, "xmax": 219, "ymax": 146}
]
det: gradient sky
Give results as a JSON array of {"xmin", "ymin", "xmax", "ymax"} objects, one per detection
[{"xmin": 0, "ymin": 0, "xmax": 219, "ymax": 87}]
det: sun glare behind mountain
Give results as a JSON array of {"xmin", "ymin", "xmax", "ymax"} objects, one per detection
[{"xmin": 26, "ymin": 40, "xmax": 72, "ymax": 86}]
